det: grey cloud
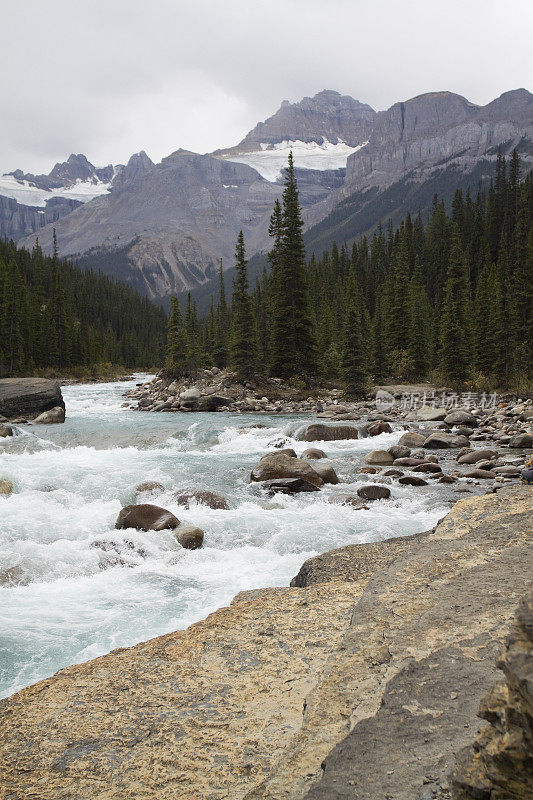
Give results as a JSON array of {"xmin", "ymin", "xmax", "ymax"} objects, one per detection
[{"xmin": 1, "ymin": 0, "xmax": 532, "ymax": 174}]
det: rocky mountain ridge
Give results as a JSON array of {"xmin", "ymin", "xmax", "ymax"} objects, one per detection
[{"xmin": 4, "ymin": 87, "xmax": 532, "ymax": 302}]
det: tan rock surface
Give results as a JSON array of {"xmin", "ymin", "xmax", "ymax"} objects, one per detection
[{"xmin": 1, "ymin": 486, "xmax": 532, "ymax": 800}]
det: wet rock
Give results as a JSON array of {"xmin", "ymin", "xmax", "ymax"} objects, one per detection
[
  {"xmin": 175, "ymin": 525, "xmax": 204, "ymax": 550},
  {"xmin": 438, "ymin": 475, "xmax": 457, "ymax": 483},
  {"xmin": 0, "ymin": 424, "xmax": 13, "ymax": 437},
  {"xmin": 509, "ymin": 433, "xmax": 533, "ymax": 448},
  {"xmin": 270, "ymin": 448, "xmax": 297, "ymax": 458},
  {"xmin": 457, "ymin": 449, "xmax": 498, "ymax": 464},
  {"xmin": 493, "ymin": 466, "xmax": 521, "ymax": 477},
  {"xmin": 32, "ymin": 406, "xmax": 65, "ymax": 424},
  {"xmin": 364, "ymin": 449, "xmax": 394, "ymax": 465},
  {"xmin": 250, "ymin": 453, "xmax": 324, "ymax": 487},
  {"xmin": 406, "ymin": 406, "xmax": 448, "ymax": 421},
  {"xmin": 301, "ymin": 448, "xmax": 327, "ymax": 460},
  {"xmin": 357, "ymin": 485, "xmax": 391, "ymax": 500},
  {"xmin": 196, "ymin": 395, "xmax": 232, "ymax": 412},
  {"xmin": 424, "ymin": 433, "xmax": 471, "ymax": 449},
  {"xmin": 0, "ymin": 377, "xmax": 64, "ymax": 420},
  {"xmin": 260, "ymin": 478, "xmax": 320, "ymax": 494},
  {"xmin": 0, "ymin": 565, "xmax": 30, "ymax": 586},
  {"xmin": 367, "ymin": 421, "xmax": 392, "ymax": 436},
  {"xmin": 394, "ymin": 457, "xmax": 426, "ymax": 467},
  {"xmin": 134, "ymin": 481, "xmax": 165, "ymax": 498},
  {"xmin": 463, "ymin": 469, "xmax": 497, "ymax": 479},
  {"xmin": 411, "ymin": 462, "xmax": 442, "ymax": 473},
  {"xmin": 174, "ymin": 490, "xmax": 230, "ymax": 510},
  {"xmin": 115, "ymin": 504, "xmax": 180, "ymax": 532},
  {"xmin": 388, "ymin": 445, "xmax": 410, "ymax": 460},
  {"xmin": 0, "ymin": 478, "xmax": 13, "ymax": 495},
  {"xmin": 444, "ymin": 410, "xmax": 478, "ymax": 427},
  {"xmin": 398, "ymin": 432, "xmax": 427, "ymax": 448},
  {"xmin": 328, "ymin": 494, "xmax": 369, "ymax": 509},
  {"xmin": 357, "ymin": 466, "xmax": 378, "ymax": 474},
  {"xmin": 297, "ymin": 423, "xmax": 358, "ymax": 442},
  {"xmin": 382, "ymin": 469, "xmax": 404, "ymax": 477},
  {"xmin": 399, "ymin": 475, "xmax": 428, "ymax": 486},
  {"xmin": 305, "ymin": 460, "xmax": 339, "ymax": 485}
]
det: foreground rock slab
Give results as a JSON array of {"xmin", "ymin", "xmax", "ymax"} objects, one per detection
[
  {"xmin": 0, "ymin": 378, "xmax": 64, "ymax": 420},
  {"xmin": 1, "ymin": 486, "xmax": 531, "ymax": 800}
]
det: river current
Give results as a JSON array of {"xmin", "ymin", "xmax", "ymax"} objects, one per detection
[{"xmin": 0, "ymin": 376, "xmax": 449, "ymax": 699}]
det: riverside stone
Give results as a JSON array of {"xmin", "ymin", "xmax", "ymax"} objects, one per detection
[
  {"xmin": 424, "ymin": 432, "xmax": 471, "ymax": 448},
  {"xmin": 175, "ymin": 524, "xmax": 204, "ymax": 550},
  {"xmin": 457, "ymin": 449, "xmax": 498, "ymax": 464},
  {"xmin": 0, "ymin": 424, "xmax": 13, "ymax": 437},
  {"xmin": 398, "ymin": 475, "xmax": 428, "ymax": 486},
  {"xmin": 398, "ymin": 432, "xmax": 427, "ymax": 447},
  {"xmin": 301, "ymin": 448, "xmax": 327, "ymax": 460},
  {"xmin": 357, "ymin": 485, "xmax": 391, "ymax": 500},
  {"xmin": 509, "ymin": 433, "xmax": 533, "ymax": 448},
  {"xmin": 444, "ymin": 409, "xmax": 478, "ymax": 427}
]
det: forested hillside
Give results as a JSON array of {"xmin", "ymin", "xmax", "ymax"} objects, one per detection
[
  {"xmin": 0, "ymin": 236, "xmax": 167, "ymax": 377},
  {"xmin": 167, "ymin": 151, "xmax": 533, "ymax": 393}
]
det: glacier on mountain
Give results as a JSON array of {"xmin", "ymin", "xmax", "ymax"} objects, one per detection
[
  {"xmin": 221, "ymin": 139, "xmax": 368, "ymax": 182},
  {"xmin": 0, "ymin": 174, "xmax": 113, "ymax": 208}
]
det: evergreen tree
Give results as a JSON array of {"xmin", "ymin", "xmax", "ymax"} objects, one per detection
[
  {"xmin": 340, "ymin": 270, "xmax": 367, "ymax": 397},
  {"xmin": 438, "ymin": 225, "xmax": 472, "ymax": 383},
  {"xmin": 166, "ymin": 295, "xmax": 186, "ymax": 371},
  {"xmin": 270, "ymin": 152, "xmax": 316, "ymax": 378},
  {"xmin": 229, "ymin": 231, "xmax": 257, "ymax": 379}
]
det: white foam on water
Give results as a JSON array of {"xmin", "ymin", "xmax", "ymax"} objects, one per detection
[{"xmin": 0, "ymin": 377, "xmax": 449, "ymax": 699}]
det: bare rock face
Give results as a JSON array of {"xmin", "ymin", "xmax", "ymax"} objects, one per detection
[
  {"xmin": 1, "ymin": 487, "xmax": 531, "ymax": 800},
  {"xmin": 115, "ymin": 504, "xmax": 180, "ymax": 532},
  {"xmin": 0, "ymin": 378, "xmax": 64, "ymax": 420},
  {"xmin": 451, "ymin": 592, "xmax": 533, "ymax": 800}
]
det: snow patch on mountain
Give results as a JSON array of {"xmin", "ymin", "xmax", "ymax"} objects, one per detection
[
  {"xmin": 0, "ymin": 174, "xmax": 113, "ymax": 208},
  {"xmin": 221, "ymin": 140, "xmax": 368, "ymax": 182}
]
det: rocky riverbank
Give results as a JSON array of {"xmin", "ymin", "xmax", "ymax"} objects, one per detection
[{"xmin": 1, "ymin": 485, "xmax": 531, "ymax": 799}]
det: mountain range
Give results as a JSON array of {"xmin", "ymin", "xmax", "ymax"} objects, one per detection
[{"xmin": 1, "ymin": 87, "xmax": 531, "ymax": 304}]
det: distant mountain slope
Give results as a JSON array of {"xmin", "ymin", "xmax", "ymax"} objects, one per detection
[{"xmin": 11, "ymin": 87, "xmax": 533, "ymax": 304}]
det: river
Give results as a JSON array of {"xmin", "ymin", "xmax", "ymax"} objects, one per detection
[{"xmin": 0, "ymin": 375, "xmax": 449, "ymax": 699}]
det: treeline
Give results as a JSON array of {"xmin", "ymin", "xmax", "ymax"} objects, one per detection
[
  {"xmin": 168, "ymin": 150, "xmax": 533, "ymax": 393},
  {"xmin": 0, "ymin": 236, "xmax": 167, "ymax": 376}
]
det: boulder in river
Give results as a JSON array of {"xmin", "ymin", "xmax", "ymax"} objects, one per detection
[
  {"xmin": 444, "ymin": 409, "xmax": 478, "ymax": 427},
  {"xmin": 174, "ymin": 490, "xmax": 230, "ymax": 510},
  {"xmin": 406, "ymin": 406, "xmax": 447, "ymax": 422},
  {"xmin": 174, "ymin": 525, "xmax": 204, "ymax": 550},
  {"xmin": 115, "ymin": 504, "xmax": 180, "ymax": 532},
  {"xmin": 398, "ymin": 432, "xmax": 426, "ymax": 448},
  {"xmin": 297, "ymin": 423, "xmax": 358, "ymax": 442},
  {"xmin": 423, "ymin": 433, "xmax": 471, "ymax": 449},
  {"xmin": 388, "ymin": 445, "xmax": 410, "ymax": 460},
  {"xmin": 134, "ymin": 482, "xmax": 165, "ymax": 498},
  {"xmin": 457, "ymin": 449, "xmax": 498, "ymax": 464},
  {"xmin": 411, "ymin": 462, "xmax": 442, "ymax": 474},
  {"xmin": 398, "ymin": 475, "xmax": 428, "ymax": 486},
  {"xmin": 301, "ymin": 448, "xmax": 327, "ymax": 460},
  {"xmin": 250, "ymin": 453, "xmax": 324, "ymax": 487},
  {"xmin": 357, "ymin": 485, "xmax": 391, "ymax": 500},
  {"xmin": 463, "ymin": 469, "xmax": 496, "ymax": 479},
  {"xmin": 366, "ymin": 421, "xmax": 392, "ymax": 436},
  {"xmin": 0, "ymin": 478, "xmax": 13, "ymax": 495},
  {"xmin": 303, "ymin": 460, "xmax": 339, "ymax": 484},
  {"xmin": 32, "ymin": 406, "xmax": 65, "ymax": 424},
  {"xmin": 260, "ymin": 478, "xmax": 320, "ymax": 494},
  {"xmin": 0, "ymin": 378, "xmax": 64, "ymax": 420},
  {"xmin": 364, "ymin": 450, "xmax": 394, "ymax": 465},
  {"xmin": 328, "ymin": 494, "xmax": 369, "ymax": 509},
  {"xmin": 0, "ymin": 424, "xmax": 13, "ymax": 438}
]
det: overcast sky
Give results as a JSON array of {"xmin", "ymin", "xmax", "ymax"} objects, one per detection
[{"xmin": 1, "ymin": 0, "xmax": 532, "ymax": 175}]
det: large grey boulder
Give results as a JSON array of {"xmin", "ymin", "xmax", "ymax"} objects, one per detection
[
  {"xmin": 297, "ymin": 423, "xmax": 358, "ymax": 442},
  {"xmin": 398, "ymin": 432, "xmax": 426, "ymax": 448},
  {"xmin": 509, "ymin": 433, "xmax": 533, "ymax": 448},
  {"xmin": 304, "ymin": 460, "xmax": 339, "ymax": 485},
  {"xmin": 423, "ymin": 433, "xmax": 471, "ymax": 449},
  {"xmin": 250, "ymin": 453, "xmax": 324, "ymax": 487},
  {"xmin": 0, "ymin": 378, "xmax": 64, "ymax": 420},
  {"xmin": 457, "ymin": 449, "xmax": 498, "ymax": 464},
  {"xmin": 364, "ymin": 449, "xmax": 394, "ymax": 465}
]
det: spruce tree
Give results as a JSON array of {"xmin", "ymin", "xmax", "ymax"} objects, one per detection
[
  {"xmin": 340, "ymin": 270, "xmax": 367, "ymax": 397},
  {"xmin": 270, "ymin": 152, "xmax": 316, "ymax": 379},
  {"xmin": 229, "ymin": 231, "xmax": 257, "ymax": 379},
  {"xmin": 438, "ymin": 225, "xmax": 472, "ymax": 384},
  {"xmin": 166, "ymin": 295, "xmax": 186, "ymax": 371}
]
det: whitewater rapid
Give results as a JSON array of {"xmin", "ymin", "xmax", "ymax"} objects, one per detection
[{"xmin": 0, "ymin": 376, "xmax": 448, "ymax": 699}]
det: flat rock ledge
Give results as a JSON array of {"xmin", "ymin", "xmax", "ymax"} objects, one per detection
[{"xmin": 1, "ymin": 486, "xmax": 532, "ymax": 800}]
